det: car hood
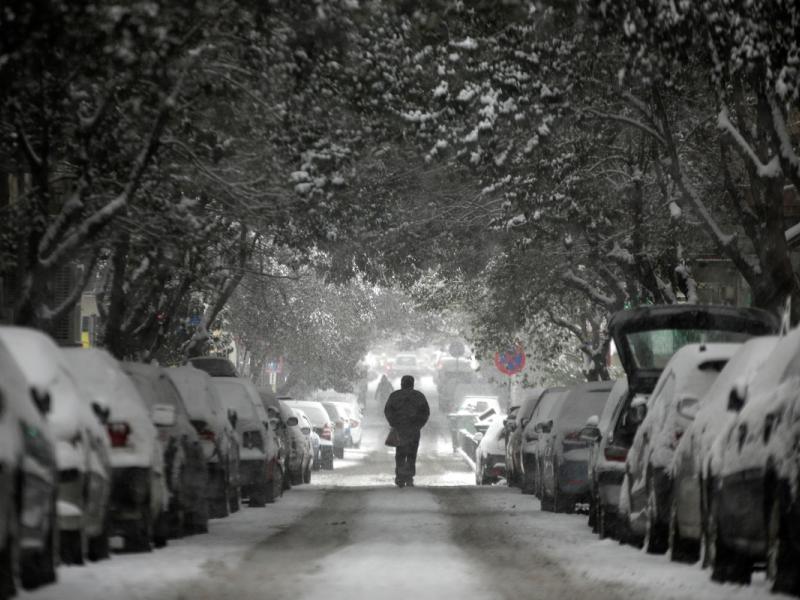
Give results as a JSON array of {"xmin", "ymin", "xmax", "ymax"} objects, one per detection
[{"xmin": 608, "ymin": 304, "xmax": 777, "ymax": 395}]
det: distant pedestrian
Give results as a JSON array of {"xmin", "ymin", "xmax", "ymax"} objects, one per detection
[
  {"xmin": 384, "ymin": 375, "xmax": 430, "ymax": 487},
  {"xmin": 375, "ymin": 374, "xmax": 393, "ymax": 406}
]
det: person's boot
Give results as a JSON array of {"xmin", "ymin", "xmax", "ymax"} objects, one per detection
[
  {"xmin": 395, "ymin": 477, "xmax": 406, "ymax": 488},
  {"xmin": 405, "ymin": 478, "xmax": 414, "ymax": 487}
]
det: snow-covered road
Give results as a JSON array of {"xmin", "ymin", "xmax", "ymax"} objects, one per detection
[{"xmin": 20, "ymin": 388, "xmax": 788, "ymax": 600}]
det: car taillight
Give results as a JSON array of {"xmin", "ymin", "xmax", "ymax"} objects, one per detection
[
  {"xmin": 350, "ymin": 419, "xmax": 360, "ymax": 428},
  {"xmin": 321, "ymin": 425, "xmax": 332, "ymax": 441},
  {"xmin": 200, "ymin": 429, "xmax": 216, "ymax": 442},
  {"xmin": 107, "ymin": 422, "xmax": 131, "ymax": 448},
  {"xmin": 564, "ymin": 430, "xmax": 582, "ymax": 442},
  {"xmin": 604, "ymin": 445, "xmax": 627, "ymax": 462}
]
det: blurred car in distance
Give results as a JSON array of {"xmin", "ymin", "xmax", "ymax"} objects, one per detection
[{"xmin": 281, "ymin": 400, "xmax": 334, "ymax": 470}]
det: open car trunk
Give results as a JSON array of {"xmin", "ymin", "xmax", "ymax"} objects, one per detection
[{"xmin": 608, "ymin": 305, "xmax": 778, "ymax": 396}]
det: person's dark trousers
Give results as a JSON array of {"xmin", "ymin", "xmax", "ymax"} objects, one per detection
[{"xmin": 395, "ymin": 439, "xmax": 420, "ymax": 484}]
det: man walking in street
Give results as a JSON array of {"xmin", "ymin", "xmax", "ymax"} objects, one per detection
[{"xmin": 384, "ymin": 375, "xmax": 430, "ymax": 487}]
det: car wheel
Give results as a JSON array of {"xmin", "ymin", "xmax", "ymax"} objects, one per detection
[
  {"xmin": 0, "ymin": 499, "xmax": 20, "ymax": 599},
  {"xmin": 87, "ymin": 515, "xmax": 111, "ymax": 562},
  {"xmin": 521, "ymin": 468, "xmax": 536, "ymax": 495},
  {"xmin": 153, "ymin": 510, "xmax": 169, "ymax": 548},
  {"xmin": 228, "ymin": 485, "xmax": 241, "ymax": 513},
  {"xmin": 282, "ymin": 467, "xmax": 292, "ymax": 492},
  {"xmin": 60, "ymin": 527, "xmax": 86, "ymax": 565},
  {"xmin": 250, "ymin": 480, "xmax": 267, "ymax": 507},
  {"xmin": 767, "ymin": 489, "xmax": 799, "ymax": 595},
  {"xmin": 208, "ymin": 469, "xmax": 230, "ymax": 519},
  {"xmin": 708, "ymin": 495, "xmax": 751, "ymax": 584},
  {"xmin": 290, "ymin": 468, "xmax": 303, "ymax": 487},
  {"xmin": 303, "ymin": 463, "xmax": 312, "ymax": 484},
  {"xmin": 669, "ymin": 497, "xmax": 699, "ymax": 563},
  {"xmin": 597, "ymin": 504, "xmax": 614, "ymax": 540},
  {"xmin": 644, "ymin": 484, "xmax": 668, "ymax": 554}
]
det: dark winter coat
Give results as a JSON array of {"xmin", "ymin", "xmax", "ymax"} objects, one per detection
[
  {"xmin": 384, "ymin": 388, "xmax": 430, "ymax": 445},
  {"xmin": 375, "ymin": 375, "xmax": 394, "ymax": 405}
]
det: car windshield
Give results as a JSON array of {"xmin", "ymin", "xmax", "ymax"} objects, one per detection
[{"xmin": 626, "ymin": 329, "xmax": 752, "ymax": 369}]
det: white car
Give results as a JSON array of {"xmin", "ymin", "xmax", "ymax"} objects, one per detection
[
  {"xmin": 61, "ymin": 347, "xmax": 167, "ymax": 552},
  {"xmin": 475, "ymin": 413, "xmax": 507, "ymax": 485},
  {"xmin": 0, "ymin": 326, "xmax": 112, "ymax": 566},
  {"xmin": 0, "ymin": 334, "xmax": 57, "ymax": 593},
  {"xmin": 281, "ymin": 400, "xmax": 334, "ymax": 470},
  {"xmin": 211, "ymin": 377, "xmax": 281, "ymax": 505},
  {"xmin": 294, "ymin": 409, "xmax": 320, "ymax": 472},
  {"xmin": 620, "ymin": 342, "xmax": 740, "ymax": 554},
  {"xmin": 167, "ymin": 366, "xmax": 240, "ymax": 517}
]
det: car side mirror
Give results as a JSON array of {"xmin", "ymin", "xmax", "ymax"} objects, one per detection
[
  {"xmin": 91, "ymin": 401, "xmax": 110, "ymax": 425},
  {"xmin": 520, "ymin": 417, "xmax": 530, "ymax": 428},
  {"xmin": 286, "ymin": 416, "xmax": 299, "ymax": 427},
  {"xmin": 728, "ymin": 386, "xmax": 746, "ymax": 413},
  {"xmin": 151, "ymin": 404, "xmax": 177, "ymax": 427},
  {"xmin": 31, "ymin": 387, "xmax": 51, "ymax": 415},
  {"xmin": 579, "ymin": 425, "xmax": 602, "ymax": 443},
  {"xmin": 228, "ymin": 409, "xmax": 238, "ymax": 429},
  {"xmin": 677, "ymin": 396, "xmax": 700, "ymax": 420}
]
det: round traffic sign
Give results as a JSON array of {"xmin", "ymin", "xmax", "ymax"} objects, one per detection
[
  {"xmin": 495, "ymin": 343, "xmax": 526, "ymax": 375},
  {"xmin": 448, "ymin": 341, "xmax": 466, "ymax": 358}
]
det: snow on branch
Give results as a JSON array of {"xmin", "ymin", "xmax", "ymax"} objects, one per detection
[
  {"xmin": 768, "ymin": 96, "xmax": 800, "ymax": 182},
  {"xmin": 562, "ymin": 270, "xmax": 616, "ymax": 308},
  {"xmin": 585, "ymin": 108, "xmax": 666, "ymax": 146},
  {"xmin": 717, "ymin": 106, "xmax": 781, "ymax": 178}
]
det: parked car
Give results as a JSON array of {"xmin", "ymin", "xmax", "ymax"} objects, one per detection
[
  {"xmin": 0, "ymin": 335, "xmax": 57, "ymax": 594},
  {"xmin": 607, "ymin": 304, "xmax": 778, "ymax": 543},
  {"xmin": 293, "ymin": 409, "xmax": 320, "ymax": 474},
  {"xmin": 321, "ymin": 401, "xmax": 350, "ymax": 459},
  {"xmin": 622, "ymin": 343, "xmax": 739, "ymax": 552},
  {"xmin": 539, "ymin": 381, "xmax": 616, "ymax": 513},
  {"xmin": 519, "ymin": 387, "xmax": 568, "ymax": 496},
  {"xmin": 325, "ymin": 400, "xmax": 362, "ymax": 449},
  {"xmin": 393, "ymin": 353, "xmax": 420, "ymax": 378},
  {"xmin": 583, "ymin": 378, "xmax": 630, "ymax": 538},
  {"xmin": 281, "ymin": 400, "xmax": 334, "ymax": 470},
  {"xmin": 61, "ymin": 348, "xmax": 167, "ymax": 552},
  {"xmin": 211, "ymin": 378, "xmax": 280, "ymax": 505},
  {"xmin": 166, "ymin": 366, "xmax": 240, "ymax": 518},
  {"xmin": 708, "ymin": 326, "xmax": 800, "ymax": 593},
  {"xmin": 187, "ymin": 356, "xmax": 238, "ymax": 378},
  {"xmin": 122, "ymin": 363, "xmax": 209, "ymax": 536},
  {"xmin": 505, "ymin": 389, "xmax": 545, "ymax": 488},
  {"xmin": 0, "ymin": 327, "xmax": 112, "ymax": 566},
  {"xmin": 258, "ymin": 389, "xmax": 293, "ymax": 491},
  {"xmin": 447, "ymin": 395, "xmax": 501, "ymax": 452},
  {"xmin": 273, "ymin": 400, "xmax": 311, "ymax": 485},
  {"xmin": 435, "ymin": 358, "xmax": 478, "ymax": 412},
  {"xmin": 669, "ymin": 336, "xmax": 778, "ymax": 563},
  {"xmin": 475, "ymin": 413, "xmax": 507, "ymax": 485}
]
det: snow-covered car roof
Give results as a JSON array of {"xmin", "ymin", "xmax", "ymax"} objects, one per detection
[{"xmin": 166, "ymin": 365, "xmax": 222, "ymax": 424}]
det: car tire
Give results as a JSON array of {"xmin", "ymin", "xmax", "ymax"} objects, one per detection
[
  {"xmin": 669, "ymin": 497, "xmax": 699, "ymax": 563},
  {"xmin": 209, "ymin": 469, "xmax": 230, "ymax": 519},
  {"xmin": 153, "ymin": 510, "xmax": 169, "ymax": 548},
  {"xmin": 87, "ymin": 515, "xmax": 110, "ymax": 562},
  {"xmin": 554, "ymin": 481, "xmax": 572, "ymax": 514},
  {"xmin": 708, "ymin": 495, "xmax": 751, "ymax": 584},
  {"xmin": 250, "ymin": 481, "xmax": 267, "ymax": 507},
  {"xmin": 588, "ymin": 496, "xmax": 597, "ymax": 532},
  {"xmin": 303, "ymin": 463, "xmax": 312, "ymax": 484},
  {"xmin": 0, "ymin": 498, "xmax": 20, "ymax": 600},
  {"xmin": 282, "ymin": 467, "xmax": 292, "ymax": 492},
  {"xmin": 644, "ymin": 484, "xmax": 668, "ymax": 554},
  {"xmin": 598, "ymin": 504, "xmax": 615, "ymax": 540},
  {"xmin": 767, "ymin": 488, "xmax": 799, "ymax": 595},
  {"xmin": 266, "ymin": 468, "xmax": 283, "ymax": 504},
  {"xmin": 521, "ymin": 468, "xmax": 536, "ymax": 495},
  {"xmin": 290, "ymin": 468, "xmax": 304, "ymax": 487},
  {"xmin": 60, "ymin": 528, "xmax": 86, "ymax": 565},
  {"xmin": 228, "ymin": 485, "xmax": 240, "ymax": 513}
]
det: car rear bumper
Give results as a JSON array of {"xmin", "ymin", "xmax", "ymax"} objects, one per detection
[
  {"xmin": 109, "ymin": 467, "xmax": 151, "ymax": 523},
  {"xmin": 557, "ymin": 459, "xmax": 589, "ymax": 496},
  {"xmin": 596, "ymin": 468, "xmax": 624, "ymax": 508},
  {"xmin": 58, "ymin": 469, "xmax": 85, "ymax": 530}
]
